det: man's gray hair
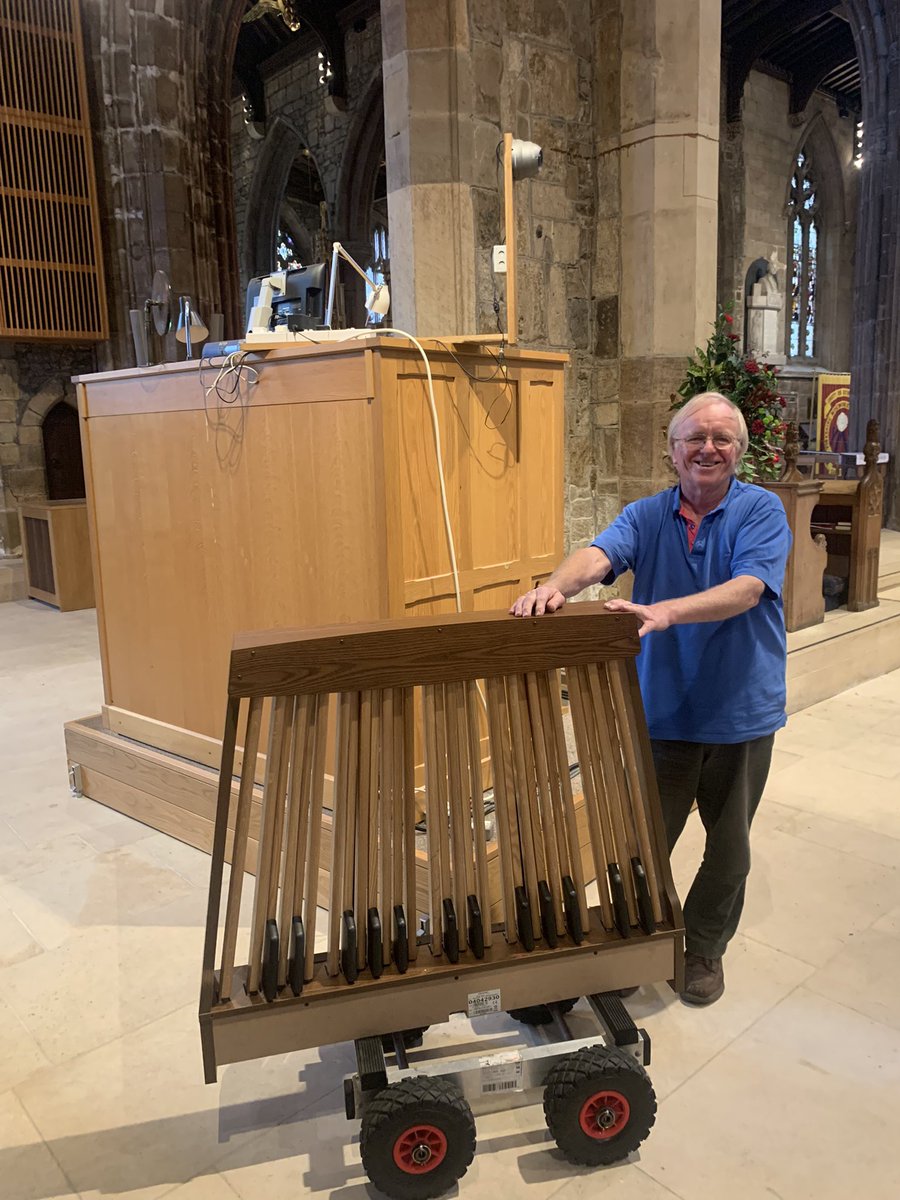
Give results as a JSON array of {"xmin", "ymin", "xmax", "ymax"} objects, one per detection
[{"xmin": 668, "ymin": 392, "xmax": 749, "ymax": 458}]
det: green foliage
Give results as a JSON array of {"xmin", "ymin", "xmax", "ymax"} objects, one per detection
[{"xmin": 672, "ymin": 306, "xmax": 788, "ymax": 482}]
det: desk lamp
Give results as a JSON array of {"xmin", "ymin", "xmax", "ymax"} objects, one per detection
[
  {"xmin": 176, "ymin": 295, "xmax": 209, "ymax": 359},
  {"xmin": 324, "ymin": 242, "xmax": 390, "ymax": 329}
]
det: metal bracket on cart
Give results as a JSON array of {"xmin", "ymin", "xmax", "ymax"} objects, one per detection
[{"xmin": 344, "ymin": 991, "xmax": 650, "ymax": 1121}]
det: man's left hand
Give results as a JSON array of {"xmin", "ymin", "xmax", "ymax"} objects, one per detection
[{"xmin": 604, "ymin": 598, "xmax": 672, "ymax": 637}]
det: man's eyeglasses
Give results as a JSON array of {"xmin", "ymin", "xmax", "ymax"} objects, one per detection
[{"xmin": 676, "ymin": 433, "xmax": 737, "ymax": 450}]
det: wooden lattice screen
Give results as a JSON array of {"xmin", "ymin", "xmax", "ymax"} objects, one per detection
[{"xmin": 0, "ymin": 0, "xmax": 107, "ymax": 340}]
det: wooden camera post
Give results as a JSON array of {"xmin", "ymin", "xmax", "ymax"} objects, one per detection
[{"xmin": 502, "ymin": 131, "xmax": 518, "ymax": 346}]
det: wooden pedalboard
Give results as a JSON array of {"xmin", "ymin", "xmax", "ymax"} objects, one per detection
[{"xmin": 197, "ymin": 604, "xmax": 684, "ymax": 1084}]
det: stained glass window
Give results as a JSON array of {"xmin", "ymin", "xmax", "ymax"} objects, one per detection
[
  {"xmin": 274, "ymin": 225, "xmax": 300, "ymax": 270},
  {"xmin": 365, "ymin": 225, "xmax": 389, "ymax": 325},
  {"xmin": 787, "ymin": 151, "xmax": 819, "ymax": 359}
]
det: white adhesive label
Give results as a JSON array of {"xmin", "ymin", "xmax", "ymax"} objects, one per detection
[
  {"xmin": 479, "ymin": 1050, "xmax": 524, "ymax": 1093},
  {"xmin": 467, "ymin": 988, "xmax": 501, "ymax": 1018}
]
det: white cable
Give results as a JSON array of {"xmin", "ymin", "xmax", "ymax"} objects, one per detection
[
  {"xmin": 376, "ymin": 329, "xmax": 495, "ymax": 720},
  {"xmin": 376, "ymin": 328, "xmax": 463, "ymax": 614}
]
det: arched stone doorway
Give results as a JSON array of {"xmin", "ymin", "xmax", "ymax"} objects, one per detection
[{"xmin": 42, "ymin": 402, "xmax": 85, "ymax": 501}]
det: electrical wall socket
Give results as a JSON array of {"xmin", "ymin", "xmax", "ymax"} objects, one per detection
[{"xmin": 492, "ymin": 244, "xmax": 507, "ymax": 273}]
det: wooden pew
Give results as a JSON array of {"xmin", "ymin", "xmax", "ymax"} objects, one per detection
[
  {"xmin": 810, "ymin": 419, "xmax": 884, "ymax": 612},
  {"xmin": 199, "ymin": 605, "xmax": 684, "ymax": 1083},
  {"xmin": 765, "ymin": 425, "xmax": 827, "ymax": 632}
]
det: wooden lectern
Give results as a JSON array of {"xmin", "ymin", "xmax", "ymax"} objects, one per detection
[{"xmin": 65, "ymin": 337, "xmax": 567, "ymax": 847}]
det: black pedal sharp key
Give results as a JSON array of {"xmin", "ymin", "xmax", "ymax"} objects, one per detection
[
  {"xmin": 538, "ymin": 880, "xmax": 557, "ymax": 948},
  {"xmin": 341, "ymin": 909, "xmax": 358, "ymax": 983},
  {"xmin": 467, "ymin": 894, "xmax": 485, "ymax": 959},
  {"xmin": 632, "ymin": 856, "xmax": 656, "ymax": 934},
  {"xmin": 515, "ymin": 885, "xmax": 535, "ymax": 951},
  {"xmin": 288, "ymin": 915, "xmax": 304, "ymax": 996},
  {"xmin": 367, "ymin": 907, "xmax": 383, "ymax": 978},
  {"xmin": 442, "ymin": 898, "xmax": 459, "ymax": 962},
  {"xmin": 608, "ymin": 863, "xmax": 631, "ymax": 938},
  {"xmin": 393, "ymin": 904, "xmax": 409, "ymax": 973},
  {"xmin": 262, "ymin": 918, "xmax": 279, "ymax": 1002},
  {"xmin": 562, "ymin": 874, "xmax": 584, "ymax": 944}
]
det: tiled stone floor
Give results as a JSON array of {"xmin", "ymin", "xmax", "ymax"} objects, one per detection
[{"xmin": 1, "ymin": 598, "xmax": 899, "ymax": 1200}]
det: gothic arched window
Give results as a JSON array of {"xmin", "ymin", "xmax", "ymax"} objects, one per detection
[
  {"xmin": 274, "ymin": 224, "xmax": 301, "ymax": 270},
  {"xmin": 272, "ymin": 148, "xmax": 326, "ymax": 270},
  {"xmin": 787, "ymin": 151, "xmax": 819, "ymax": 358},
  {"xmin": 365, "ymin": 158, "xmax": 389, "ymax": 325}
]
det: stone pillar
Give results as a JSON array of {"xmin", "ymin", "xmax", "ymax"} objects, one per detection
[
  {"xmin": 602, "ymin": 0, "xmax": 721, "ymax": 503},
  {"xmin": 381, "ymin": 0, "xmax": 477, "ymax": 335},
  {"xmin": 80, "ymin": 1, "xmax": 234, "ymax": 368},
  {"xmin": 844, "ymin": 0, "xmax": 900, "ymax": 530}
]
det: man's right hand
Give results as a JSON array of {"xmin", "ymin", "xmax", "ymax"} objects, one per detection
[{"xmin": 509, "ymin": 585, "xmax": 567, "ymax": 617}]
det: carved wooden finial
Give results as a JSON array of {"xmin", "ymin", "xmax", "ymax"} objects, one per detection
[
  {"xmin": 864, "ymin": 418, "xmax": 880, "ymax": 470},
  {"xmin": 780, "ymin": 421, "xmax": 802, "ymax": 482}
]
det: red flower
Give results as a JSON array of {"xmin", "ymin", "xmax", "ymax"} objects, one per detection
[
  {"xmin": 744, "ymin": 360, "xmax": 760, "ymax": 374},
  {"xmin": 773, "ymin": 453, "xmax": 781, "ymax": 463},
  {"xmin": 724, "ymin": 313, "xmax": 734, "ymax": 325},
  {"xmin": 778, "ymin": 396, "xmax": 787, "ymax": 408},
  {"xmin": 728, "ymin": 333, "xmax": 740, "ymax": 342},
  {"xmin": 751, "ymin": 419, "xmax": 765, "ymax": 435}
]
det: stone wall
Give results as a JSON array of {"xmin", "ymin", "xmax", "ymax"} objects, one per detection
[
  {"xmin": 594, "ymin": 0, "xmax": 721, "ymax": 513},
  {"xmin": 80, "ymin": 1, "xmax": 231, "ymax": 368},
  {"xmin": 467, "ymin": 0, "xmax": 599, "ymax": 550}
]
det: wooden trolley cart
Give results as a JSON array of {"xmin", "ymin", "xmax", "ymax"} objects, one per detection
[{"xmin": 200, "ymin": 604, "xmax": 684, "ymax": 1196}]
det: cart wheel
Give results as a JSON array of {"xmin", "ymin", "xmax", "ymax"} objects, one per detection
[
  {"xmin": 543, "ymin": 1044, "xmax": 656, "ymax": 1166},
  {"xmin": 360, "ymin": 1077, "xmax": 476, "ymax": 1200},
  {"xmin": 507, "ymin": 998, "xmax": 578, "ymax": 1025}
]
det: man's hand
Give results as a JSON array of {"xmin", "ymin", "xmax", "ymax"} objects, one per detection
[
  {"xmin": 604, "ymin": 597, "xmax": 672, "ymax": 637},
  {"xmin": 605, "ymin": 575, "xmax": 764, "ymax": 634},
  {"xmin": 509, "ymin": 585, "xmax": 567, "ymax": 617},
  {"xmin": 509, "ymin": 547, "xmax": 614, "ymax": 617}
]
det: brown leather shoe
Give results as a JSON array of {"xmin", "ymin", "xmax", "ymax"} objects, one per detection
[{"xmin": 680, "ymin": 952, "xmax": 725, "ymax": 1006}]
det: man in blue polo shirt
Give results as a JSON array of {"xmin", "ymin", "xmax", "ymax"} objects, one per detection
[{"xmin": 511, "ymin": 391, "xmax": 791, "ymax": 1006}]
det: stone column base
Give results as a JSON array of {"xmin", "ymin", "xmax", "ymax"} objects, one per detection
[{"xmin": 0, "ymin": 557, "xmax": 26, "ymax": 603}]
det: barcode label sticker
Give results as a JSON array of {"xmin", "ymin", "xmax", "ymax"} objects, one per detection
[
  {"xmin": 480, "ymin": 1051, "xmax": 524, "ymax": 1094},
  {"xmin": 467, "ymin": 988, "xmax": 501, "ymax": 1018}
]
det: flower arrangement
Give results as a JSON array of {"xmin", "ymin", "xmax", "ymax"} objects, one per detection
[{"xmin": 671, "ymin": 307, "xmax": 788, "ymax": 482}]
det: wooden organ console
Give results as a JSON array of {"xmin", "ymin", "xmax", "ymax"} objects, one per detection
[{"xmin": 199, "ymin": 604, "xmax": 684, "ymax": 1084}]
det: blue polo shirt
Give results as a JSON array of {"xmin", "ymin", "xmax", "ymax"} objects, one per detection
[{"xmin": 592, "ymin": 480, "xmax": 791, "ymax": 744}]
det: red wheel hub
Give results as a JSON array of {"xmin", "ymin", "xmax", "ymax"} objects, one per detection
[
  {"xmin": 393, "ymin": 1124, "xmax": 448, "ymax": 1174},
  {"xmin": 579, "ymin": 1089, "xmax": 630, "ymax": 1139}
]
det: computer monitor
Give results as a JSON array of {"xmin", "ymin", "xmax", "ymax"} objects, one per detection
[{"xmin": 245, "ymin": 263, "xmax": 327, "ymax": 334}]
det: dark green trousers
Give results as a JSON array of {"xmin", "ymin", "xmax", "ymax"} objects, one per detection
[{"xmin": 650, "ymin": 734, "xmax": 775, "ymax": 959}]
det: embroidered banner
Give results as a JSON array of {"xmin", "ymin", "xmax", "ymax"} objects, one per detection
[{"xmin": 815, "ymin": 373, "xmax": 851, "ymax": 476}]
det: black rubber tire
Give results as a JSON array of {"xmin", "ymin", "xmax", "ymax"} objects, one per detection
[
  {"xmin": 507, "ymin": 998, "xmax": 578, "ymax": 1025},
  {"xmin": 543, "ymin": 1044, "xmax": 656, "ymax": 1166},
  {"xmin": 360, "ymin": 1077, "xmax": 476, "ymax": 1200}
]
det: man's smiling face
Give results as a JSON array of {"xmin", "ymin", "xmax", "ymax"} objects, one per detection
[{"xmin": 671, "ymin": 401, "xmax": 742, "ymax": 498}]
